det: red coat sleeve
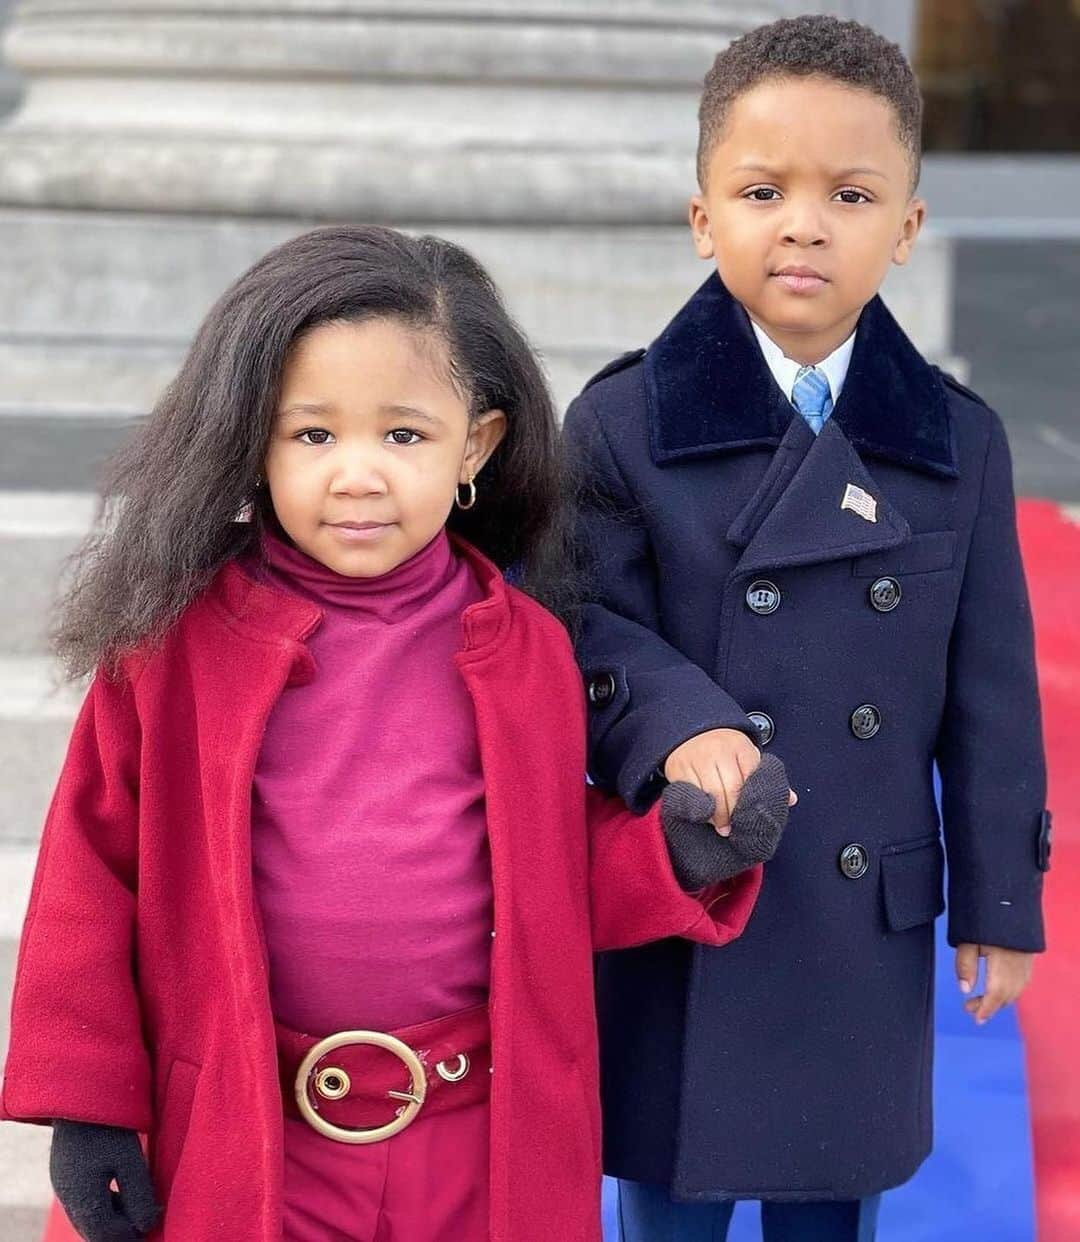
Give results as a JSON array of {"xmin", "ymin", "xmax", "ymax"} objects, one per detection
[
  {"xmin": 1, "ymin": 666, "xmax": 151, "ymax": 1131},
  {"xmin": 585, "ymin": 785, "xmax": 762, "ymax": 952}
]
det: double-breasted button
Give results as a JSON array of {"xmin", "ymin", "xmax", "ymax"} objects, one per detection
[
  {"xmin": 850, "ymin": 704, "xmax": 881, "ymax": 739},
  {"xmin": 870, "ymin": 577, "xmax": 902, "ymax": 612},
  {"xmin": 1037, "ymin": 810, "xmax": 1053, "ymax": 873},
  {"xmin": 747, "ymin": 711, "xmax": 774, "ymax": 747},
  {"xmin": 587, "ymin": 672, "xmax": 616, "ymax": 706},
  {"xmin": 839, "ymin": 843, "xmax": 869, "ymax": 879},
  {"xmin": 745, "ymin": 580, "xmax": 781, "ymax": 615}
]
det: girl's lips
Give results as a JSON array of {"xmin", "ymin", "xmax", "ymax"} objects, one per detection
[
  {"xmin": 772, "ymin": 271, "xmax": 829, "ymax": 294},
  {"xmin": 325, "ymin": 522, "xmax": 393, "ymax": 543}
]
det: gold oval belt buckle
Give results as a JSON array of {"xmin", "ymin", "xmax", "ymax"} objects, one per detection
[{"xmin": 294, "ymin": 1030, "xmax": 427, "ymax": 1145}]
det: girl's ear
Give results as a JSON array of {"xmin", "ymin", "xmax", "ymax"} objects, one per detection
[{"xmin": 462, "ymin": 408, "xmax": 508, "ymax": 481}]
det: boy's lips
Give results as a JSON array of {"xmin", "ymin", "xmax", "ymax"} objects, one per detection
[{"xmin": 771, "ymin": 265, "xmax": 829, "ymax": 294}]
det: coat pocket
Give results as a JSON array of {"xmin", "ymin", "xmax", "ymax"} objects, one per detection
[
  {"xmin": 880, "ymin": 835, "xmax": 945, "ymax": 932},
  {"xmin": 152, "ymin": 1056, "xmax": 201, "ymax": 1204},
  {"xmin": 852, "ymin": 530, "xmax": 957, "ymax": 578}
]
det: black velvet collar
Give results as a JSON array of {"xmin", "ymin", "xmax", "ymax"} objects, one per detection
[{"xmin": 644, "ymin": 273, "xmax": 958, "ymax": 478}]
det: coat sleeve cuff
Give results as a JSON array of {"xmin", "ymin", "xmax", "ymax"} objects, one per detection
[
  {"xmin": 597, "ymin": 800, "xmax": 762, "ymax": 950},
  {"xmin": 1, "ymin": 1051, "xmax": 152, "ymax": 1132}
]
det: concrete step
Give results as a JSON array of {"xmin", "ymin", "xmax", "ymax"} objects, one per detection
[
  {"xmin": 0, "ymin": 656, "xmax": 83, "ymax": 845},
  {"xmin": 1, "ymin": 843, "xmax": 53, "ymax": 1239},
  {"xmin": 0, "ymin": 493, "xmax": 95, "ymax": 654}
]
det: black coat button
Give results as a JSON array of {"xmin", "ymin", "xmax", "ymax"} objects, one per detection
[
  {"xmin": 1037, "ymin": 810, "xmax": 1053, "ymax": 872},
  {"xmin": 839, "ymin": 843, "xmax": 869, "ymax": 879},
  {"xmin": 587, "ymin": 672, "xmax": 617, "ymax": 706},
  {"xmin": 870, "ymin": 577, "xmax": 902, "ymax": 612},
  {"xmin": 850, "ymin": 704, "xmax": 881, "ymax": 739},
  {"xmin": 746, "ymin": 580, "xmax": 781, "ymax": 615},
  {"xmin": 747, "ymin": 711, "xmax": 774, "ymax": 746}
]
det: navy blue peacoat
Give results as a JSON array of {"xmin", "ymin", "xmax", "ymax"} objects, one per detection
[{"xmin": 564, "ymin": 273, "xmax": 1050, "ymax": 1202}]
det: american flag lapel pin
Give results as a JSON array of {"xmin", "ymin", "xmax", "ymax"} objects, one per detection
[{"xmin": 841, "ymin": 483, "xmax": 878, "ymax": 523}]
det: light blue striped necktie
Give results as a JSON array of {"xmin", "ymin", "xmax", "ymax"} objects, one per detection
[{"xmin": 792, "ymin": 366, "xmax": 833, "ymax": 435}]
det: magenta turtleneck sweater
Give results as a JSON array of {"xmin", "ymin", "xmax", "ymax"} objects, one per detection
[{"xmin": 246, "ymin": 527, "xmax": 492, "ymax": 1035}]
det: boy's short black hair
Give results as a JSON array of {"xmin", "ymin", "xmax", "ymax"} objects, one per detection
[{"xmin": 698, "ymin": 15, "xmax": 923, "ymax": 190}]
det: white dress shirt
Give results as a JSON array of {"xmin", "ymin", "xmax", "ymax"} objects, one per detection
[{"xmin": 749, "ymin": 318, "xmax": 856, "ymax": 409}]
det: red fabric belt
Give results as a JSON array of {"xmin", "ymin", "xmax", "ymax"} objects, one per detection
[{"xmin": 276, "ymin": 1003, "xmax": 491, "ymax": 1138}]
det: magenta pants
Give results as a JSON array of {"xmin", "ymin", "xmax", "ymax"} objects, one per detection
[{"xmin": 281, "ymin": 1097, "xmax": 490, "ymax": 1241}]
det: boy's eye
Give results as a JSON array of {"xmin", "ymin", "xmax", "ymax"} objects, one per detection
[
  {"xmin": 835, "ymin": 189, "xmax": 871, "ymax": 205},
  {"xmin": 386, "ymin": 428, "xmax": 423, "ymax": 446},
  {"xmin": 745, "ymin": 187, "xmax": 781, "ymax": 202},
  {"xmin": 297, "ymin": 428, "xmax": 333, "ymax": 445}
]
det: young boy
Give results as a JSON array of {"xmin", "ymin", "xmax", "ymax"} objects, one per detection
[{"xmin": 564, "ymin": 16, "xmax": 1050, "ymax": 1241}]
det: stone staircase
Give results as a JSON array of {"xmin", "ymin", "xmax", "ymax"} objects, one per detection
[{"xmin": 1, "ymin": 492, "xmax": 93, "ymax": 1240}]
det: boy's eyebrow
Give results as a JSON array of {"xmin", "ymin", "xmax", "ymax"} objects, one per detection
[{"xmin": 730, "ymin": 160, "xmax": 888, "ymax": 180}]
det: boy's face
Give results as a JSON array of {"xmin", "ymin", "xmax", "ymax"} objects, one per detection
[{"xmin": 689, "ymin": 75, "xmax": 925, "ymax": 365}]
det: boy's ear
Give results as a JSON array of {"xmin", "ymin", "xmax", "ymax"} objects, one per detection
[
  {"xmin": 892, "ymin": 196, "xmax": 927, "ymax": 267},
  {"xmin": 689, "ymin": 195, "xmax": 715, "ymax": 260},
  {"xmin": 462, "ymin": 408, "xmax": 507, "ymax": 480}
]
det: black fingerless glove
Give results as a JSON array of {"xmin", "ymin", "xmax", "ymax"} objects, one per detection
[
  {"xmin": 659, "ymin": 753, "xmax": 791, "ymax": 891},
  {"xmin": 50, "ymin": 1120, "xmax": 160, "ymax": 1241}
]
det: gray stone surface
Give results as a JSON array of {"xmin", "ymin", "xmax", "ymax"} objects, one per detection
[
  {"xmin": 0, "ymin": 657, "xmax": 83, "ymax": 844},
  {"xmin": 0, "ymin": 1, "xmax": 758, "ymax": 222},
  {"xmin": 954, "ymin": 241, "xmax": 1080, "ymax": 502}
]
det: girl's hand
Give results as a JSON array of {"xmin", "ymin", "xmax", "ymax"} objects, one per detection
[
  {"xmin": 663, "ymin": 728, "xmax": 797, "ymax": 837},
  {"xmin": 954, "ymin": 943, "xmax": 1035, "ymax": 1025},
  {"xmin": 50, "ymin": 1120, "xmax": 160, "ymax": 1241},
  {"xmin": 660, "ymin": 753, "xmax": 792, "ymax": 890}
]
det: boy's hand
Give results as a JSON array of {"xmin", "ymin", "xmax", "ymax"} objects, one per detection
[
  {"xmin": 955, "ymin": 943, "xmax": 1034, "ymax": 1025},
  {"xmin": 663, "ymin": 727, "xmax": 797, "ymax": 836}
]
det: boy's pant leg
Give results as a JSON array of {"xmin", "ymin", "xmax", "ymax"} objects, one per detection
[
  {"xmin": 616, "ymin": 1180, "xmax": 881, "ymax": 1242},
  {"xmin": 760, "ymin": 1196, "xmax": 881, "ymax": 1241},
  {"xmin": 616, "ymin": 1180, "xmax": 735, "ymax": 1241}
]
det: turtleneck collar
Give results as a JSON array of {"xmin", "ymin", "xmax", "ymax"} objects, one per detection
[{"xmin": 252, "ymin": 524, "xmax": 459, "ymax": 626}]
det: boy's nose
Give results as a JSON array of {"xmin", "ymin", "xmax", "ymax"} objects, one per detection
[{"xmin": 779, "ymin": 206, "xmax": 829, "ymax": 248}]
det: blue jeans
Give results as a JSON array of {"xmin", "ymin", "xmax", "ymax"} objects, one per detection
[{"xmin": 616, "ymin": 1180, "xmax": 882, "ymax": 1242}]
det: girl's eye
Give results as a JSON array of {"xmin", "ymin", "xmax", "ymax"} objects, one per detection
[
  {"xmin": 745, "ymin": 187, "xmax": 781, "ymax": 202},
  {"xmin": 297, "ymin": 428, "xmax": 333, "ymax": 445},
  {"xmin": 387, "ymin": 428, "xmax": 423, "ymax": 446},
  {"xmin": 835, "ymin": 189, "xmax": 871, "ymax": 205}
]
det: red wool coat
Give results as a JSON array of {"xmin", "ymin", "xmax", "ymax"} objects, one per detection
[{"xmin": 2, "ymin": 539, "xmax": 761, "ymax": 1241}]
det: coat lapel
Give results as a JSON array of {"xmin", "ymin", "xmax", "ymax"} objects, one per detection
[
  {"xmin": 728, "ymin": 417, "xmax": 911, "ymax": 578},
  {"xmin": 645, "ymin": 272, "xmax": 958, "ymax": 480}
]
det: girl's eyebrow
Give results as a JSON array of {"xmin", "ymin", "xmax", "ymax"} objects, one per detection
[
  {"xmin": 278, "ymin": 402, "xmax": 331, "ymax": 420},
  {"xmin": 377, "ymin": 403, "xmax": 445, "ymax": 427},
  {"xmin": 276, "ymin": 401, "xmax": 444, "ymax": 427}
]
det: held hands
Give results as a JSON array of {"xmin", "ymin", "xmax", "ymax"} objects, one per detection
[
  {"xmin": 50, "ymin": 1120, "xmax": 160, "ymax": 1241},
  {"xmin": 659, "ymin": 753, "xmax": 792, "ymax": 890},
  {"xmin": 955, "ymin": 943, "xmax": 1035, "ymax": 1025},
  {"xmin": 663, "ymin": 728, "xmax": 797, "ymax": 836}
]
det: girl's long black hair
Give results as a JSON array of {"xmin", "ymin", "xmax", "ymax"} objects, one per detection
[{"xmin": 54, "ymin": 226, "xmax": 577, "ymax": 679}]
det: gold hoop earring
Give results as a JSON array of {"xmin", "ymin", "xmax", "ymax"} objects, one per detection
[{"xmin": 455, "ymin": 475, "xmax": 477, "ymax": 511}]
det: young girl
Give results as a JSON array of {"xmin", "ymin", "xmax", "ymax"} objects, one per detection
[{"xmin": 1, "ymin": 226, "xmax": 790, "ymax": 1242}]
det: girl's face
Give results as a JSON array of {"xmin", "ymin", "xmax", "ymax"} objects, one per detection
[{"xmin": 264, "ymin": 317, "xmax": 506, "ymax": 578}]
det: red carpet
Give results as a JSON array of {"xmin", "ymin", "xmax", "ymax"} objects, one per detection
[
  {"xmin": 42, "ymin": 502, "xmax": 1080, "ymax": 1242},
  {"xmin": 1017, "ymin": 500, "xmax": 1080, "ymax": 1242}
]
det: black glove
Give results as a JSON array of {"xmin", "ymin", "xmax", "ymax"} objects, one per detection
[
  {"xmin": 659, "ymin": 753, "xmax": 791, "ymax": 891},
  {"xmin": 50, "ymin": 1120, "xmax": 161, "ymax": 1241}
]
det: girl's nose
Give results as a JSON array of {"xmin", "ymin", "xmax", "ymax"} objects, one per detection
[{"xmin": 328, "ymin": 452, "xmax": 389, "ymax": 497}]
